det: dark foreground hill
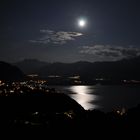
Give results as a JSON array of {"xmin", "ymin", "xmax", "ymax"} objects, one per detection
[
  {"xmin": 0, "ymin": 61, "xmax": 24, "ymax": 81},
  {"xmin": 0, "ymin": 91, "xmax": 140, "ymax": 139},
  {"xmin": 0, "ymin": 91, "xmax": 85, "ymax": 128}
]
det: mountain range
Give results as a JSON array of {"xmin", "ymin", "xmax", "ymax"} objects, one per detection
[{"xmin": 14, "ymin": 57, "xmax": 140, "ymax": 81}]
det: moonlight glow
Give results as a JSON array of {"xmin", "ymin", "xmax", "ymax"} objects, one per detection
[{"xmin": 78, "ymin": 19, "xmax": 87, "ymax": 28}]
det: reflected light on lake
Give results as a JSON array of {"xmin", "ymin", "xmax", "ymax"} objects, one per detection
[{"xmin": 67, "ymin": 86, "xmax": 99, "ymax": 110}]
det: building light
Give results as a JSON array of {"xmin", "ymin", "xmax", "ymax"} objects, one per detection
[
  {"xmin": 10, "ymin": 90, "xmax": 14, "ymax": 93},
  {"xmin": 116, "ymin": 107, "xmax": 126, "ymax": 116},
  {"xmin": 33, "ymin": 112, "xmax": 39, "ymax": 115},
  {"xmin": 74, "ymin": 80, "xmax": 82, "ymax": 84},
  {"xmin": 69, "ymin": 75, "xmax": 80, "ymax": 80},
  {"xmin": 48, "ymin": 75, "xmax": 61, "ymax": 78},
  {"xmin": 123, "ymin": 80, "xmax": 127, "ymax": 83},
  {"xmin": 95, "ymin": 78, "xmax": 104, "ymax": 81},
  {"xmin": 20, "ymin": 91, "xmax": 23, "ymax": 93}
]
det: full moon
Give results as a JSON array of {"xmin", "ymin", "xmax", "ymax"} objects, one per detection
[{"xmin": 78, "ymin": 19, "xmax": 86, "ymax": 27}]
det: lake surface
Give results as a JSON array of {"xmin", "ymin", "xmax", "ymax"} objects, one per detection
[{"xmin": 51, "ymin": 85, "xmax": 140, "ymax": 112}]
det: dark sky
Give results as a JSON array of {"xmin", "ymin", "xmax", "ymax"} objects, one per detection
[{"xmin": 1, "ymin": 0, "xmax": 140, "ymax": 63}]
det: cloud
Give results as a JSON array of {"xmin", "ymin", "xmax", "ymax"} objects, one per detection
[
  {"xmin": 79, "ymin": 45, "xmax": 140, "ymax": 61},
  {"xmin": 30, "ymin": 29, "xmax": 83, "ymax": 45}
]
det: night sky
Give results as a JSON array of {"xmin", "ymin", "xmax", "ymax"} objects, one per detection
[{"xmin": 1, "ymin": 0, "xmax": 140, "ymax": 63}]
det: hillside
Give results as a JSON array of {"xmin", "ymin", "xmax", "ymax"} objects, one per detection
[{"xmin": 0, "ymin": 61, "xmax": 24, "ymax": 81}]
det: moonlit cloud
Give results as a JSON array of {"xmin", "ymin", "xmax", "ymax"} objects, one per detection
[
  {"xmin": 30, "ymin": 29, "xmax": 83, "ymax": 45},
  {"xmin": 79, "ymin": 45, "xmax": 140, "ymax": 61}
]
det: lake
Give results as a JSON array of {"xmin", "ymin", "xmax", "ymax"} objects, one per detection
[{"xmin": 51, "ymin": 85, "xmax": 140, "ymax": 112}]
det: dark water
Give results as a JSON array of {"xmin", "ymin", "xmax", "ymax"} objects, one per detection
[{"xmin": 51, "ymin": 85, "xmax": 140, "ymax": 112}]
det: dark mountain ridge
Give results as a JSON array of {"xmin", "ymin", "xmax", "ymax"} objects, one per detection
[
  {"xmin": 0, "ymin": 61, "xmax": 24, "ymax": 81},
  {"xmin": 14, "ymin": 59, "xmax": 49, "ymax": 74},
  {"xmin": 14, "ymin": 56, "xmax": 140, "ymax": 81}
]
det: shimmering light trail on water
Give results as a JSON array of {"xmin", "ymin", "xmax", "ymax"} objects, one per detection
[
  {"xmin": 66, "ymin": 86, "xmax": 99, "ymax": 110},
  {"xmin": 52, "ymin": 85, "xmax": 140, "ymax": 112}
]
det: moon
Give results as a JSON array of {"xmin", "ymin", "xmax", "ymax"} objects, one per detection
[{"xmin": 78, "ymin": 19, "xmax": 87, "ymax": 28}]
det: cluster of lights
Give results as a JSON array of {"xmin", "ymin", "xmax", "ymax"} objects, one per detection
[
  {"xmin": 0, "ymin": 80, "xmax": 50, "ymax": 96},
  {"xmin": 116, "ymin": 107, "xmax": 126, "ymax": 116},
  {"xmin": 0, "ymin": 80, "xmax": 5, "ymax": 86},
  {"xmin": 123, "ymin": 80, "xmax": 140, "ymax": 84}
]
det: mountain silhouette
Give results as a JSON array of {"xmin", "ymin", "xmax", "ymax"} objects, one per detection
[
  {"xmin": 14, "ymin": 59, "xmax": 49, "ymax": 74},
  {"xmin": 14, "ymin": 56, "xmax": 140, "ymax": 81},
  {"xmin": 0, "ymin": 61, "xmax": 24, "ymax": 81}
]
